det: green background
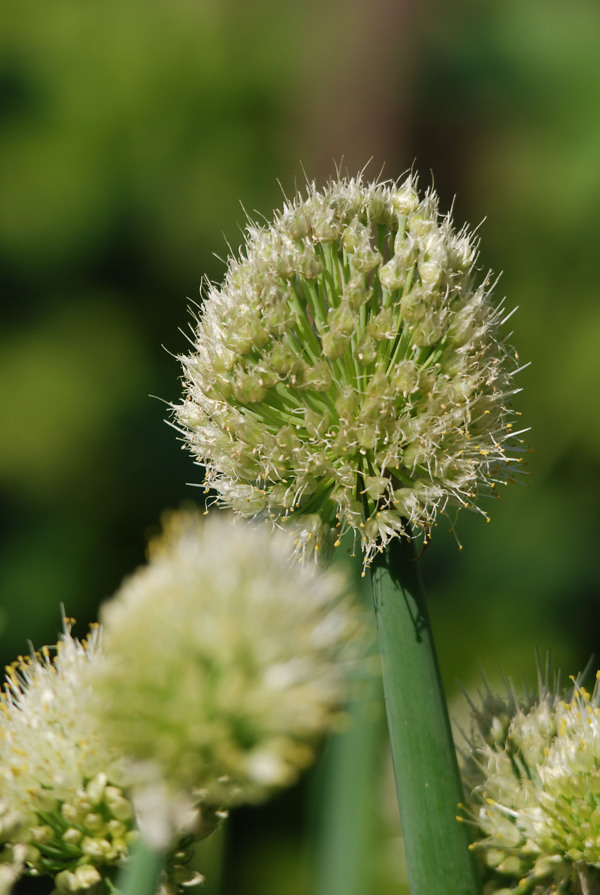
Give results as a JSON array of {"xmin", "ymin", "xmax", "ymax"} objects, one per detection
[{"xmin": 2, "ymin": 1, "xmax": 600, "ymax": 892}]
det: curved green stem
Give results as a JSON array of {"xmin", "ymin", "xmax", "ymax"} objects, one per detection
[{"xmin": 370, "ymin": 537, "xmax": 480, "ymax": 895}]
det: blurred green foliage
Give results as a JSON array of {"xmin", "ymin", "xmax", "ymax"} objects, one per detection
[
  {"xmin": 2, "ymin": 0, "xmax": 600, "ymax": 893},
  {"xmin": 415, "ymin": 0, "xmax": 600, "ymax": 687}
]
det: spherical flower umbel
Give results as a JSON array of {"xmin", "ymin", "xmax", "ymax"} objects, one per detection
[
  {"xmin": 461, "ymin": 666, "xmax": 600, "ymax": 894},
  {"xmin": 174, "ymin": 173, "xmax": 525, "ymax": 566},
  {"xmin": 95, "ymin": 510, "xmax": 362, "ymax": 810},
  {"xmin": 0, "ymin": 621, "xmax": 136, "ymax": 894}
]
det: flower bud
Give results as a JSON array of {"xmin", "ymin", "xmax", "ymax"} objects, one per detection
[
  {"xmin": 327, "ymin": 302, "xmax": 356, "ymax": 336},
  {"xmin": 232, "ymin": 370, "xmax": 268, "ymax": 403},
  {"xmin": 356, "ymin": 336, "xmax": 377, "ymax": 366},
  {"xmin": 343, "ymin": 276, "xmax": 371, "ymax": 308},
  {"xmin": 281, "ymin": 206, "xmax": 311, "ymax": 240},
  {"xmin": 298, "ymin": 247, "xmax": 323, "ymax": 279},
  {"xmin": 351, "ymin": 244, "xmax": 382, "ymax": 274},
  {"xmin": 379, "ymin": 256, "xmax": 407, "ymax": 291},
  {"xmin": 390, "ymin": 360, "xmax": 419, "ymax": 394},
  {"xmin": 322, "ymin": 327, "xmax": 351, "ymax": 359}
]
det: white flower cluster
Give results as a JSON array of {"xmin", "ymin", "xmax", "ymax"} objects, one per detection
[
  {"xmin": 1, "ymin": 509, "xmax": 359, "ymax": 892},
  {"xmin": 462, "ymin": 667, "xmax": 600, "ymax": 894},
  {"xmin": 175, "ymin": 174, "xmax": 525, "ymax": 566}
]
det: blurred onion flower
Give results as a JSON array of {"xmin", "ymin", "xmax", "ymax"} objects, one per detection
[
  {"xmin": 94, "ymin": 510, "xmax": 363, "ymax": 826},
  {"xmin": 461, "ymin": 666, "xmax": 600, "ymax": 894},
  {"xmin": 0, "ymin": 621, "xmax": 136, "ymax": 894},
  {"xmin": 174, "ymin": 173, "xmax": 525, "ymax": 567}
]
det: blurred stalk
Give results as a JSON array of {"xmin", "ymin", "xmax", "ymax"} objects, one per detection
[
  {"xmin": 370, "ymin": 537, "xmax": 480, "ymax": 895},
  {"xmin": 309, "ymin": 675, "xmax": 385, "ymax": 895}
]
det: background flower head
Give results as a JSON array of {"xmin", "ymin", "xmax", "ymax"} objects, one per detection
[
  {"xmin": 461, "ymin": 664, "xmax": 600, "ymax": 893},
  {"xmin": 95, "ymin": 510, "xmax": 364, "ymax": 812},
  {"xmin": 174, "ymin": 173, "xmax": 525, "ymax": 566}
]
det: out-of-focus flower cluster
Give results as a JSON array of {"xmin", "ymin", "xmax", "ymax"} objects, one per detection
[
  {"xmin": 461, "ymin": 665, "xmax": 600, "ymax": 894},
  {"xmin": 0, "ymin": 511, "xmax": 362, "ymax": 893},
  {"xmin": 94, "ymin": 511, "xmax": 364, "ymax": 813},
  {"xmin": 175, "ymin": 174, "xmax": 525, "ymax": 567}
]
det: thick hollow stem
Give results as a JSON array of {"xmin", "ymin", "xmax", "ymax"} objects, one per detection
[{"xmin": 370, "ymin": 537, "xmax": 480, "ymax": 895}]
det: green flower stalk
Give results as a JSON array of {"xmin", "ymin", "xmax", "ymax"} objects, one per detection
[
  {"xmin": 0, "ymin": 620, "xmax": 136, "ymax": 895},
  {"xmin": 174, "ymin": 173, "xmax": 525, "ymax": 568},
  {"xmin": 173, "ymin": 172, "xmax": 525, "ymax": 894},
  {"xmin": 95, "ymin": 511, "xmax": 363, "ymax": 819},
  {"xmin": 462, "ymin": 666, "xmax": 600, "ymax": 894}
]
